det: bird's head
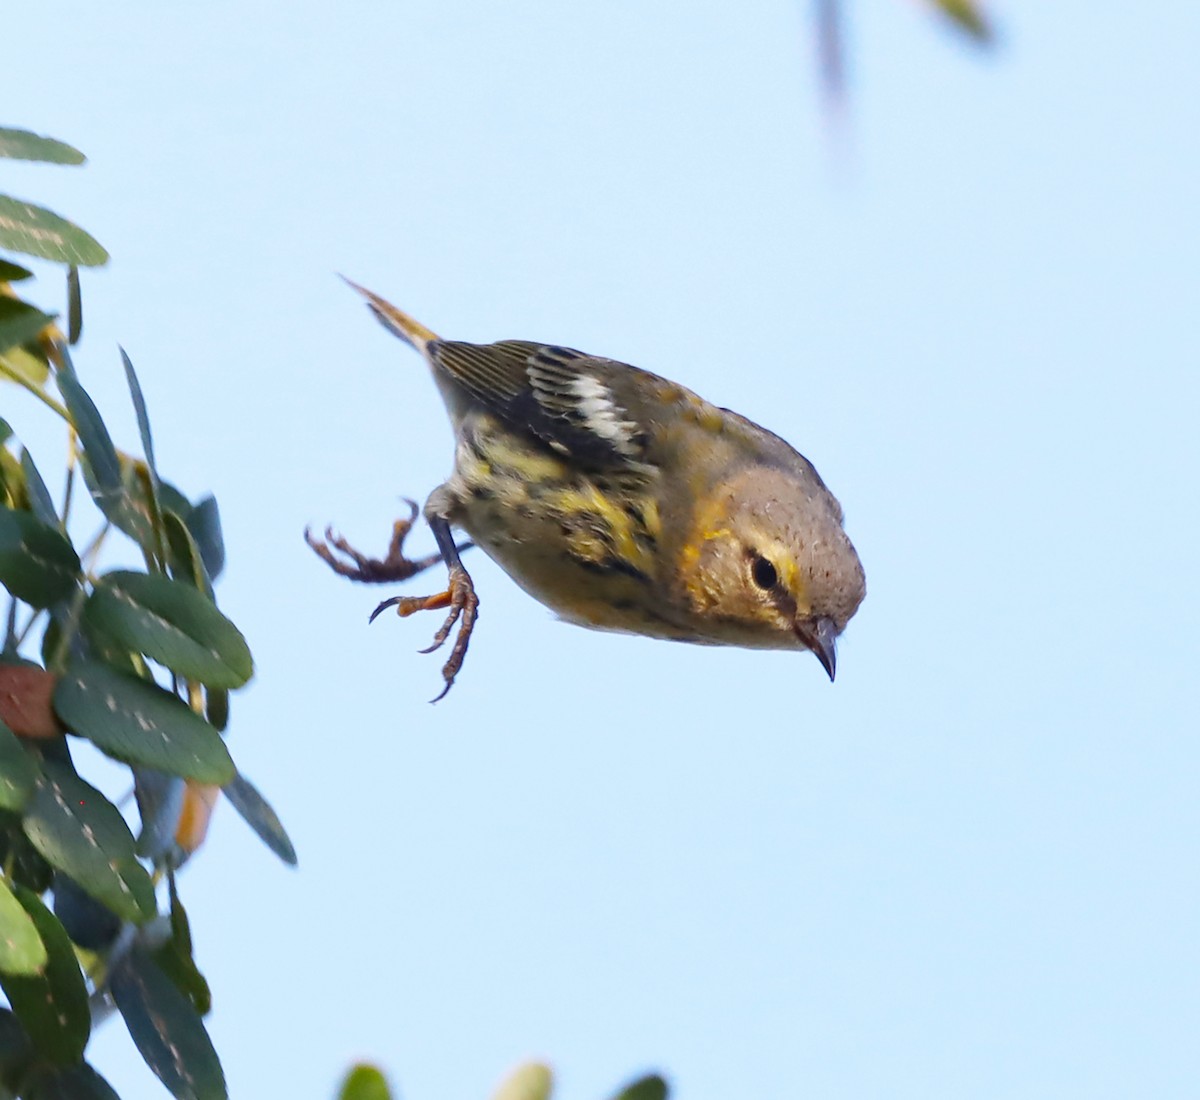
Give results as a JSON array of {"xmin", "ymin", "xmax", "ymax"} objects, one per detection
[{"xmin": 676, "ymin": 465, "xmax": 865, "ymax": 679}]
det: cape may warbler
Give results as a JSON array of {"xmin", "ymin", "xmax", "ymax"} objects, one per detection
[{"xmin": 308, "ymin": 281, "xmax": 866, "ymax": 699}]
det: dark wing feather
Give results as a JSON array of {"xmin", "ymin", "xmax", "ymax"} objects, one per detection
[{"xmin": 429, "ymin": 339, "xmax": 648, "ymax": 467}]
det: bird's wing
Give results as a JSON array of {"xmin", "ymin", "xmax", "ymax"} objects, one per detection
[{"xmin": 429, "ymin": 339, "xmax": 650, "ymax": 467}]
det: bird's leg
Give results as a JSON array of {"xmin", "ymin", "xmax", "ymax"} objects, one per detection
[
  {"xmin": 305, "ymin": 499, "xmax": 472, "ymax": 583},
  {"xmin": 368, "ymin": 511, "xmax": 479, "ymax": 702}
]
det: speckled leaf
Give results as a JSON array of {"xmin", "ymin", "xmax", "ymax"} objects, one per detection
[
  {"xmin": 224, "ymin": 772, "xmax": 296, "ymax": 866},
  {"xmin": 19, "ymin": 448, "xmax": 59, "ymax": 528},
  {"xmin": 84, "ymin": 572, "xmax": 252, "ymax": 689},
  {"xmin": 610, "ymin": 1075, "xmax": 669, "ymax": 1100},
  {"xmin": 0, "ymin": 128, "xmax": 85, "ymax": 166},
  {"xmin": 0, "ymin": 876, "xmax": 47, "ymax": 975},
  {"xmin": 23, "ymin": 1061, "xmax": 121, "ymax": 1100},
  {"xmin": 111, "ymin": 943, "xmax": 226, "ymax": 1100},
  {"xmin": 21, "ymin": 760, "xmax": 155, "ymax": 923},
  {"xmin": 339, "ymin": 1065, "xmax": 393, "ymax": 1100},
  {"xmin": 0, "ymin": 885, "xmax": 89, "ymax": 1063},
  {"xmin": 0, "ymin": 718, "xmax": 38, "ymax": 810},
  {"xmin": 0, "ymin": 297, "xmax": 54, "ymax": 355},
  {"xmin": 53, "ymin": 661, "xmax": 234, "ymax": 784},
  {"xmin": 0, "ymin": 506, "xmax": 80, "ymax": 607},
  {"xmin": 492, "ymin": 1062, "xmax": 554, "ymax": 1100},
  {"xmin": 0, "ymin": 195, "xmax": 108, "ymax": 267}
]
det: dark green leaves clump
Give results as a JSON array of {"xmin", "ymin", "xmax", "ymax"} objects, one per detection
[{"xmin": 0, "ymin": 130, "xmax": 284, "ymax": 1100}]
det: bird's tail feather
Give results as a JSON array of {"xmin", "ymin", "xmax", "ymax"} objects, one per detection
[{"xmin": 340, "ymin": 276, "xmax": 441, "ymax": 354}]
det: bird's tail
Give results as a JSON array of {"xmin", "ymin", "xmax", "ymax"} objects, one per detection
[{"xmin": 340, "ymin": 276, "xmax": 441, "ymax": 355}]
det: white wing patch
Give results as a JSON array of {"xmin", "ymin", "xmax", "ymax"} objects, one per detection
[{"xmin": 569, "ymin": 374, "xmax": 642, "ymax": 457}]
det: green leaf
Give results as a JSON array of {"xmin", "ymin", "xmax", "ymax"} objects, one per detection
[
  {"xmin": 0, "ymin": 128, "xmax": 85, "ymax": 166},
  {"xmin": 0, "ymin": 1007, "xmax": 35, "ymax": 1078},
  {"xmin": 0, "ymin": 297, "xmax": 55, "ymax": 355},
  {"xmin": 164, "ymin": 512, "xmax": 213, "ymax": 598},
  {"xmin": 493, "ymin": 1062, "xmax": 554, "ymax": 1100},
  {"xmin": 21, "ymin": 760, "xmax": 156, "ymax": 923},
  {"xmin": 67, "ymin": 267, "xmax": 82, "ymax": 346},
  {"xmin": 927, "ymin": 0, "xmax": 993, "ymax": 42},
  {"xmin": 0, "ymin": 505, "xmax": 81, "ymax": 607},
  {"xmin": 186, "ymin": 496, "xmax": 224, "ymax": 581},
  {"xmin": 338, "ymin": 1065, "xmax": 393, "ymax": 1100},
  {"xmin": 204, "ymin": 687, "xmax": 227, "ymax": 732},
  {"xmin": 0, "ymin": 809, "xmax": 53, "ymax": 894},
  {"xmin": 111, "ymin": 944, "xmax": 226, "ymax": 1100},
  {"xmin": 54, "ymin": 367, "xmax": 122, "ymax": 517},
  {"xmin": 52, "ymin": 873, "xmax": 121, "ymax": 951},
  {"xmin": 0, "ymin": 876, "xmax": 47, "ymax": 976},
  {"xmin": 0, "ymin": 885, "xmax": 89, "ymax": 1063},
  {"xmin": 84, "ymin": 571, "xmax": 252, "ymax": 689},
  {"xmin": 610, "ymin": 1075, "xmax": 669, "ymax": 1100},
  {"xmin": 0, "ymin": 344, "xmax": 51, "ymax": 389},
  {"xmin": 152, "ymin": 879, "xmax": 210, "ymax": 1016},
  {"xmin": 23, "ymin": 1061, "xmax": 121, "ymax": 1100},
  {"xmin": 224, "ymin": 773, "xmax": 296, "ymax": 866},
  {"xmin": 0, "ymin": 259, "xmax": 34, "ymax": 282},
  {"xmin": 19, "ymin": 448, "xmax": 59, "ymax": 529},
  {"xmin": 53, "ymin": 661, "xmax": 235, "ymax": 784},
  {"xmin": 0, "ymin": 195, "xmax": 108, "ymax": 267},
  {"xmin": 0, "ymin": 718, "xmax": 39, "ymax": 811}
]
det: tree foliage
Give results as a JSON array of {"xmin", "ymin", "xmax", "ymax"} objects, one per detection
[{"xmin": 0, "ymin": 125, "xmax": 293, "ymax": 1100}]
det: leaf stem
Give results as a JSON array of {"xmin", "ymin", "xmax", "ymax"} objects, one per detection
[{"xmin": 0, "ymin": 358, "xmax": 69, "ymax": 419}]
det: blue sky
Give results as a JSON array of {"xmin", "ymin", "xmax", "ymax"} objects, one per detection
[{"xmin": 5, "ymin": 2, "xmax": 1199, "ymax": 1097}]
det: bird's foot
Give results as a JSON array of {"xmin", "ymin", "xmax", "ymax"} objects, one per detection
[
  {"xmin": 370, "ymin": 563, "xmax": 479, "ymax": 701},
  {"xmin": 305, "ymin": 499, "xmax": 461, "ymax": 583}
]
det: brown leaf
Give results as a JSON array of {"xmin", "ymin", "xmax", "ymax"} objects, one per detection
[{"xmin": 0, "ymin": 664, "xmax": 64, "ymax": 739}]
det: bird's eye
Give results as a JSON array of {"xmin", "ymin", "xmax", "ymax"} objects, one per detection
[{"xmin": 751, "ymin": 555, "xmax": 778, "ymax": 590}]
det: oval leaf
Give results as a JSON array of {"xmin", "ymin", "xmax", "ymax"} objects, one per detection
[
  {"xmin": 0, "ymin": 297, "xmax": 55, "ymax": 355},
  {"xmin": 19, "ymin": 448, "xmax": 59, "ymax": 528},
  {"xmin": 0, "ymin": 876, "xmax": 47, "ymax": 976},
  {"xmin": 111, "ymin": 944, "xmax": 226, "ymax": 1100},
  {"xmin": 0, "ymin": 1007, "xmax": 35, "ymax": 1079},
  {"xmin": 52, "ymin": 873, "xmax": 121, "ymax": 952},
  {"xmin": 54, "ymin": 368, "xmax": 123, "ymax": 515},
  {"xmin": 223, "ymin": 773, "xmax": 296, "ymax": 866},
  {"xmin": 611, "ymin": 1075, "xmax": 669, "ymax": 1100},
  {"xmin": 0, "ymin": 195, "xmax": 108, "ymax": 267},
  {"xmin": 0, "ymin": 718, "xmax": 38, "ymax": 810},
  {"xmin": 0, "ymin": 506, "xmax": 80, "ymax": 607},
  {"xmin": 185, "ymin": 496, "xmax": 224, "ymax": 582},
  {"xmin": 0, "ymin": 259, "xmax": 34, "ymax": 282},
  {"xmin": 85, "ymin": 572, "xmax": 252, "ymax": 689},
  {"xmin": 0, "ymin": 885, "xmax": 89, "ymax": 1063},
  {"xmin": 493, "ymin": 1062, "xmax": 554, "ymax": 1100},
  {"xmin": 0, "ymin": 128, "xmax": 85, "ymax": 166},
  {"xmin": 23, "ymin": 1061, "xmax": 122, "ymax": 1100},
  {"xmin": 339, "ymin": 1065, "xmax": 393, "ymax": 1100},
  {"xmin": 53, "ymin": 661, "xmax": 234, "ymax": 784},
  {"xmin": 21, "ymin": 760, "xmax": 155, "ymax": 923}
]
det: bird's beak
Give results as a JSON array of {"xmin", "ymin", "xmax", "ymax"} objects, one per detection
[{"xmin": 795, "ymin": 615, "xmax": 838, "ymax": 682}]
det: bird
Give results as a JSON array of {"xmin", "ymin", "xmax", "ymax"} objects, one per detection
[{"xmin": 307, "ymin": 280, "xmax": 865, "ymax": 700}]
